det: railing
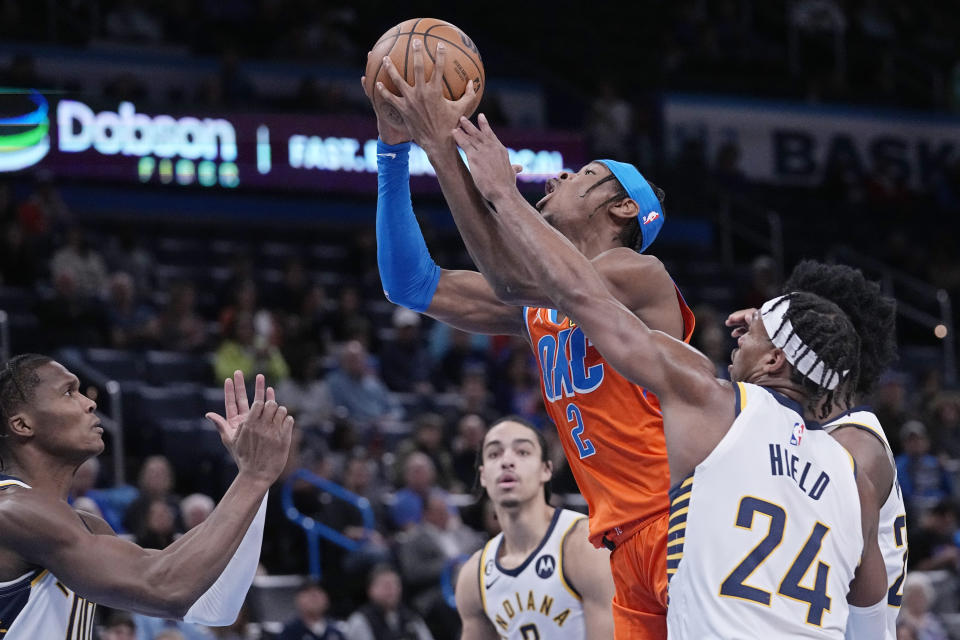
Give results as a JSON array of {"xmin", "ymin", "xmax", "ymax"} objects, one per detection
[
  {"xmin": 55, "ymin": 349, "xmax": 126, "ymax": 485},
  {"xmin": 281, "ymin": 468, "xmax": 376, "ymax": 580},
  {"xmin": 829, "ymin": 246, "xmax": 957, "ymax": 386},
  {"xmin": 718, "ymin": 195, "xmax": 785, "ymax": 280}
]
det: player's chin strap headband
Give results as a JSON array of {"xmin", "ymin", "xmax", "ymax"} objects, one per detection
[
  {"xmin": 760, "ymin": 294, "xmax": 848, "ymax": 391},
  {"xmin": 597, "ymin": 159, "xmax": 664, "ymax": 254}
]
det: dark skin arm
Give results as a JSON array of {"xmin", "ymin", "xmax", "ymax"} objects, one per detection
[
  {"xmin": 847, "ymin": 472, "xmax": 887, "ymax": 607},
  {"xmin": 0, "ymin": 377, "xmax": 292, "ymax": 618},
  {"xmin": 451, "ymin": 115, "xmax": 730, "ymax": 482},
  {"xmin": 370, "ymin": 42, "xmax": 684, "ymax": 340},
  {"xmin": 829, "ymin": 426, "xmax": 895, "ymax": 509}
]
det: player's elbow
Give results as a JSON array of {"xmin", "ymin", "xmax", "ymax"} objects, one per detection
[{"xmin": 140, "ymin": 563, "xmax": 199, "ymax": 618}]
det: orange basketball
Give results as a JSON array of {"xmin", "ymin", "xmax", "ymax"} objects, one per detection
[{"xmin": 364, "ymin": 18, "xmax": 485, "ymax": 115}]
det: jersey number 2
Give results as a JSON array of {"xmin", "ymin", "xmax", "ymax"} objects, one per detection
[
  {"xmin": 566, "ymin": 403, "xmax": 596, "ymax": 459},
  {"xmin": 720, "ymin": 496, "xmax": 832, "ymax": 626},
  {"xmin": 887, "ymin": 514, "xmax": 907, "ymax": 607}
]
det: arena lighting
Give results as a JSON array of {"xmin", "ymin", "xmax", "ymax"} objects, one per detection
[
  {"xmin": 935, "ymin": 324, "xmax": 948, "ymax": 339},
  {"xmin": 0, "ymin": 90, "xmax": 51, "ymax": 172}
]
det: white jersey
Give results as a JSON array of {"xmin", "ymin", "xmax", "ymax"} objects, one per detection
[
  {"xmin": 666, "ymin": 383, "xmax": 863, "ymax": 639},
  {"xmin": 479, "ymin": 508, "xmax": 586, "ymax": 640},
  {"xmin": 825, "ymin": 408, "xmax": 906, "ymax": 639},
  {"xmin": 0, "ymin": 475, "xmax": 96, "ymax": 640}
]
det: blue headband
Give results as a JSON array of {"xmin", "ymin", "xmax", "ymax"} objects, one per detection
[{"xmin": 597, "ymin": 159, "xmax": 664, "ymax": 253}]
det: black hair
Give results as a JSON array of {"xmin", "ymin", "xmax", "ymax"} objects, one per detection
[
  {"xmin": 783, "ymin": 260, "xmax": 897, "ymax": 396},
  {"xmin": 474, "ymin": 414, "xmax": 552, "ymax": 504},
  {"xmin": 0, "ymin": 354, "xmax": 53, "ymax": 471},
  {"xmin": 585, "ymin": 169, "xmax": 666, "ymax": 253},
  {"xmin": 764, "ymin": 292, "xmax": 861, "ymax": 420}
]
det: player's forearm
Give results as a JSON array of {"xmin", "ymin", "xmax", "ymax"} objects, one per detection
[
  {"xmin": 138, "ymin": 471, "xmax": 270, "ymax": 616},
  {"xmin": 426, "ymin": 142, "xmax": 543, "ymax": 303}
]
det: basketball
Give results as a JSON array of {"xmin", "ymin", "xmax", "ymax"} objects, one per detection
[{"xmin": 364, "ymin": 18, "xmax": 484, "ymax": 113}]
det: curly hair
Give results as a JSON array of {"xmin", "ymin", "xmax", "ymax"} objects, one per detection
[
  {"xmin": 0, "ymin": 354, "xmax": 53, "ymax": 471},
  {"xmin": 784, "ymin": 260, "xmax": 897, "ymax": 396},
  {"xmin": 764, "ymin": 292, "xmax": 861, "ymax": 420}
]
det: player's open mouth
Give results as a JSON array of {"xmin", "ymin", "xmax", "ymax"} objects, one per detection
[
  {"xmin": 497, "ymin": 473, "xmax": 518, "ymax": 487},
  {"xmin": 93, "ymin": 422, "xmax": 104, "ymax": 433},
  {"xmin": 536, "ymin": 178, "xmax": 559, "ymax": 211}
]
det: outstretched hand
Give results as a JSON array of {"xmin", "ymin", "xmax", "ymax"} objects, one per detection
[
  {"xmin": 206, "ymin": 372, "xmax": 276, "ymax": 458},
  {"xmin": 451, "ymin": 113, "xmax": 518, "ymax": 204},
  {"xmin": 374, "ymin": 39, "xmax": 478, "ymax": 154}
]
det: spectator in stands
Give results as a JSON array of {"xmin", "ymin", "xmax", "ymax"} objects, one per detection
[
  {"xmin": 157, "ymin": 281, "xmax": 208, "ymax": 352},
  {"xmin": 180, "ymin": 493, "xmax": 215, "ymax": 531},
  {"xmin": 908, "ymin": 499, "xmax": 960, "ymax": 572},
  {"xmin": 874, "ymin": 372, "xmax": 912, "ymax": 451},
  {"xmin": 898, "ymin": 572, "xmax": 950, "ymax": 640},
  {"xmin": 262, "ymin": 429, "xmax": 312, "ymax": 575},
  {"xmin": 452, "ymin": 367, "xmax": 498, "ymax": 426},
  {"xmin": 333, "ymin": 455, "xmax": 389, "ymax": 535},
  {"xmin": 451, "ymin": 414, "xmax": 485, "ymax": 491},
  {"xmin": 136, "ymin": 499, "xmax": 179, "ymax": 549},
  {"xmin": 106, "ymin": 271, "xmax": 158, "ymax": 349},
  {"xmin": 326, "ymin": 340, "xmax": 400, "ymax": 429},
  {"xmin": 123, "ymin": 455, "xmax": 182, "ymax": 537},
  {"xmin": 391, "ymin": 452, "xmax": 445, "ymax": 531},
  {"xmin": 897, "ymin": 420, "xmax": 954, "ymax": 515},
  {"xmin": 276, "ymin": 348, "xmax": 335, "ymax": 432},
  {"xmin": 493, "ymin": 349, "xmax": 542, "ymax": 423},
  {"xmin": 213, "ymin": 311, "xmax": 290, "ymax": 384},
  {"xmin": 50, "ymin": 226, "xmax": 108, "ymax": 299},
  {"xmin": 585, "ymin": 81, "xmax": 634, "ymax": 160},
  {"xmin": 395, "ymin": 413, "xmax": 455, "ymax": 490},
  {"xmin": 380, "ymin": 307, "xmax": 433, "ymax": 393},
  {"xmin": 344, "ymin": 565, "xmax": 434, "ymax": 640},
  {"xmin": 743, "ymin": 254, "xmax": 781, "ymax": 310},
  {"xmin": 35, "ymin": 271, "xmax": 109, "ymax": 348},
  {"xmin": 101, "ymin": 612, "xmax": 137, "ymax": 640},
  {"xmin": 279, "ymin": 582, "xmax": 346, "ymax": 640},
  {"xmin": 16, "ymin": 170, "xmax": 72, "ymax": 243},
  {"xmin": 395, "ymin": 492, "xmax": 484, "ymax": 624}
]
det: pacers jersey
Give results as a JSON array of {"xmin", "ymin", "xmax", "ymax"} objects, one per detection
[
  {"xmin": 479, "ymin": 508, "xmax": 586, "ymax": 640},
  {"xmin": 666, "ymin": 383, "xmax": 863, "ymax": 639},
  {"xmin": 0, "ymin": 475, "xmax": 96, "ymax": 640},
  {"xmin": 824, "ymin": 408, "xmax": 906, "ymax": 639},
  {"xmin": 524, "ymin": 289, "xmax": 695, "ymax": 546}
]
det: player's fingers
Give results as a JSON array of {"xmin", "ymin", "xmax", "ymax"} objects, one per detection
[
  {"xmin": 205, "ymin": 412, "xmax": 229, "ymax": 437},
  {"xmin": 248, "ymin": 399, "xmax": 264, "ymax": 421},
  {"xmin": 224, "ymin": 377, "xmax": 238, "ymax": 420},
  {"xmin": 266, "ymin": 386, "xmax": 276, "ymax": 404},
  {"xmin": 253, "ymin": 373, "xmax": 265, "ymax": 405},
  {"xmin": 263, "ymin": 399, "xmax": 279, "ymax": 423},
  {"xmin": 451, "ymin": 126, "xmax": 475, "ymax": 151},
  {"xmin": 411, "ymin": 38, "xmax": 425, "ymax": 86},
  {"xmin": 431, "ymin": 42, "xmax": 446, "ymax": 89},
  {"xmin": 454, "ymin": 75, "xmax": 476, "ymax": 109},
  {"xmin": 458, "ymin": 115, "xmax": 481, "ymax": 136},
  {"xmin": 381, "ymin": 57, "xmax": 407, "ymax": 95},
  {"xmin": 273, "ymin": 405, "xmax": 288, "ymax": 428},
  {"xmin": 233, "ymin": 370, "xmax": 250, "ymax": 414},
  {"xmin": 376, "ymin": 81, "xmax": 403, "ymax": 110}
]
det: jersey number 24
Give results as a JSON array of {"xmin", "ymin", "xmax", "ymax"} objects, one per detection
[{"xmin": 719, "ymin": 496, "xmax": 832, "ymax": 626}]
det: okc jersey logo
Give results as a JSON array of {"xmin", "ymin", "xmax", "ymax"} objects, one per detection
[
  {"xmin": 535, "ymin": 555, "xmax": 556, "ymax": 579},
  {"xmin": 642, "ymin": 211, "xmax": 660, "ymax": 225},
  {"xmin": 537, "ymin": 326, "xmax": 605, "ymax": 402},
  {"xmin": 790, "ymin": 421, "xmax": 805, "ymax": 446}
]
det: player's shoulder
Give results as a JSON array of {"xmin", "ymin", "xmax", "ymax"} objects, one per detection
[
  {"xmin": 455, "ymin": 548, "xmax": 486, "ymax": 611},
  {"xmin": 0, "ymin": 488, "xmax": 83, "ymax": 545},
  {"xmin": 592, "ymin": 247, "xmax": 666, "ymax": 276}
]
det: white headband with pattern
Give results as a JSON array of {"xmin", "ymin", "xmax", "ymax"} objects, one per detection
[{"xmin": 760, "ymin": 294, "xmax": 848, "ymax": 391}]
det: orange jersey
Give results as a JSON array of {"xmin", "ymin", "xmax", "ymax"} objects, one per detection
[{"xmin": 524, "ymin": 289, "xmax": 695, "ymax": 547}]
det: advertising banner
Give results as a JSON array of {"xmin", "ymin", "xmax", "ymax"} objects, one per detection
[
  {"xmin": 662, "ymin": 93, "xmax": 960, "ymax": 188},
  {"xmin": 0, "ymin": 90, "xmax": 585, "ymax": 195}
]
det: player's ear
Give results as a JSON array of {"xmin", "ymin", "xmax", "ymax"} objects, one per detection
[
  {"xmin": 764, "ymin": 347, "xmax": 790, "ymax": 377},
  {"xmin": 6, "ymin": 413, "xmax": 33, "ymax": 439},
  {"xmin": 608, "ymin": 197, "xmax": 639, "ymax": 224},
  {"xmin": 478, "ymin": 464, "xmax": 488, "ymax": 489},
  {"xmin": 541, "ymin": 458, "xmax": 553, "ymax": 482}
]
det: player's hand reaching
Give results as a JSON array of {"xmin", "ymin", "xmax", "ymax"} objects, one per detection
[
  {"xmin": 724, "ymin": 307, "xmax": 757, "ymax": 339},
  {"xmin": 226, "ymin": 373, "xmax": 294, "ymax": 484},
  {"xmin": 206, "ymin": 372, "xmax": 293, "ymax": 481},
  {"xmin": 362, "ymin": 54, "xmax": 410, "ymax": 146},
  {"xmin": 375, "ymin": 39, "xmax": 478, "ymax": 154},
  {"xmin": 452, "ymin": 113, "xmax": 518, "ymax": 204}
]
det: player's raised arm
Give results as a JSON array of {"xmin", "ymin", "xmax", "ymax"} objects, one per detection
[
  {"xmin": 375, "ymin": 39, "xmax": 544, "ymax": 303},
  {"xmin": 451, "ymin": 115, "xmax": 715, "ymax": 406},
  {"xmin": 0, "ymin": 375, "xmax": 293, "ymax": 619},
  {"xmin": 455, "ymin": 551, "xmax": 500, "ymax": 640}
]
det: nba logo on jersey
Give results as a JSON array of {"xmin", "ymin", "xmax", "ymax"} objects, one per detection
[
  {"xmin": 790, "ymin": 421, "xmax": 805, "ymax": 446},
  {"xmin": 535, "ymin": 555, "xmax": 556, "ymax": 579},
  {"xmin": 643, "ymin": 211, "xmax": 660, "ymax": 225}
]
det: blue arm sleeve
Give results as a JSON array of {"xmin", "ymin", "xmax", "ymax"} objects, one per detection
[{"xmin": 376, "ymin": 139, "xmax": 442, "ymax": 313}]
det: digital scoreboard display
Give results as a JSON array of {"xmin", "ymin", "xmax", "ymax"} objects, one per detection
[{"xmin": 1, "ymin": 91, "xmax": 585, "ymax": 195}]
